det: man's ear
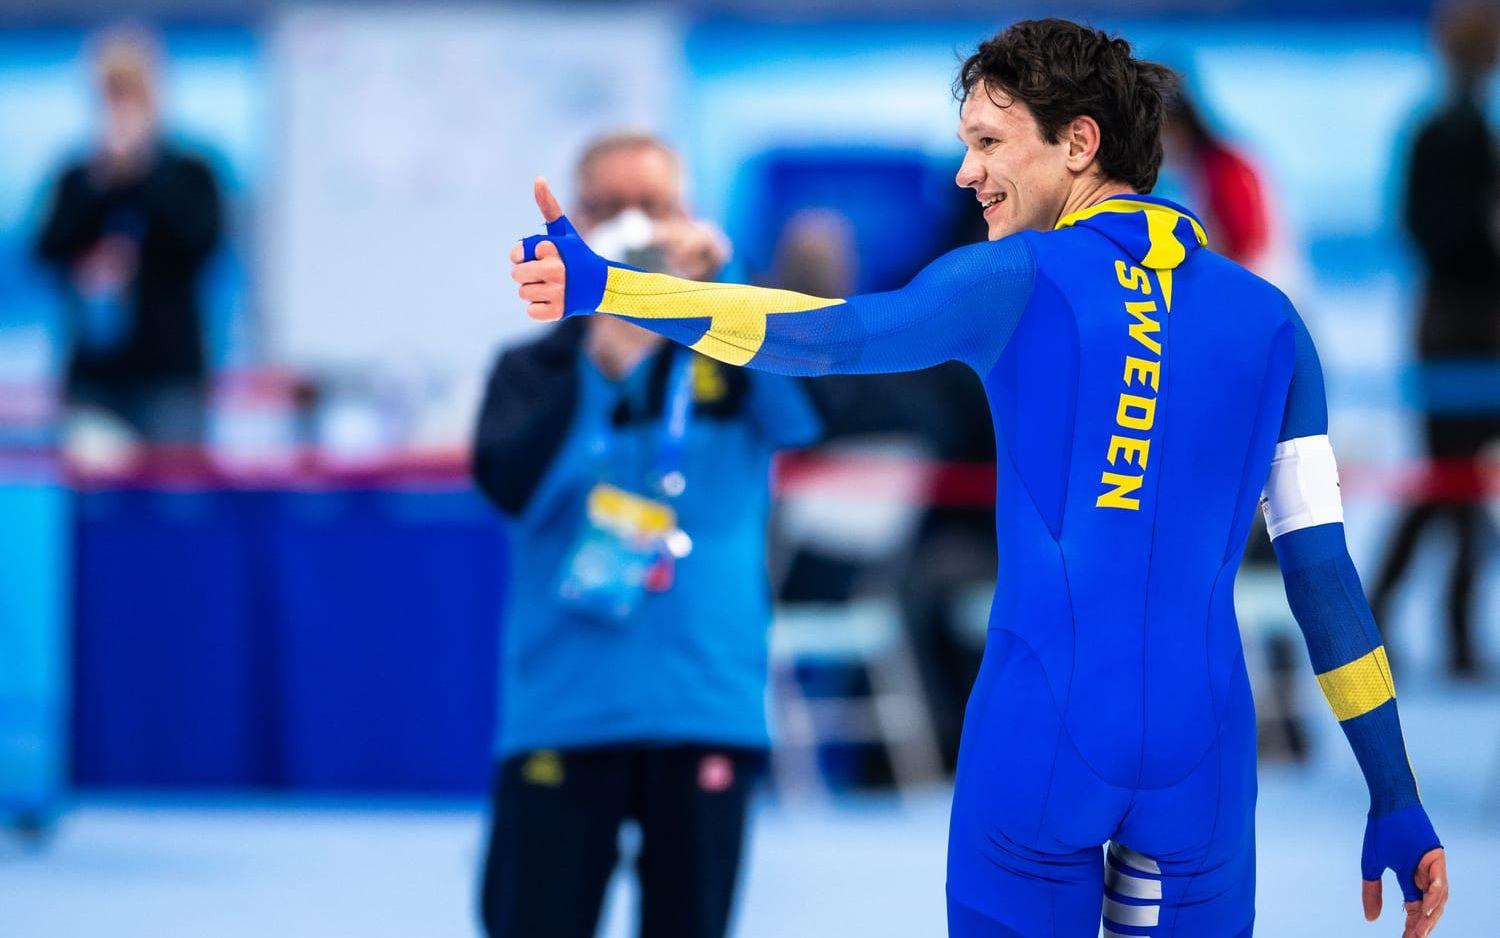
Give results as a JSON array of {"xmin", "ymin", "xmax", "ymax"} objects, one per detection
[{"xmin": 1063, "ymin": 115, "xmax": 1103, "ymax": 173}]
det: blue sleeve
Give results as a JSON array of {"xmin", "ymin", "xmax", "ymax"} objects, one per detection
[
  {"xmin": 1267, "ymin": 304, "xmax": 1440, "ymax": 897},
  {"xmin": 521, "ymin": 220, "xmax": 1036, "ymax": 376},
  {"xmin": 1277, "ymin": 301, "xmax": 1329, "ymax": 441}
]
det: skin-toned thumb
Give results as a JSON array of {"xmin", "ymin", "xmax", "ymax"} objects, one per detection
[
  {"xmin": 534, "ymin": 176, "xmax": 564, "ymax": 224},
  {"xmin": 1418, "ymin": 849, "xmax": 1446, "ymax": 916},
  {"xmin": 1363, "ymin": 878, "xmax": 1382, "ymax": 922}
]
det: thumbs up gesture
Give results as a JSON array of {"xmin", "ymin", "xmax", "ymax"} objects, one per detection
[{"xmin": 510, "ymin": 177, "xmax": 603, "ymax": 322}]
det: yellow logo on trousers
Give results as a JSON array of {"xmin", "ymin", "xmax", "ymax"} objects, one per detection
[{"xmin": 522, "ymin": 750, "xmax": 565, "ymax": 787}]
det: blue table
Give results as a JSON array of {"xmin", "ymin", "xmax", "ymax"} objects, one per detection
[{"xmin": 71, "ymin": 484, "xmax": 507, "ymax": 794}]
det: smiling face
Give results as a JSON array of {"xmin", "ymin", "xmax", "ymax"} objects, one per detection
[{"xmin": 954, "ymin": 83, "xmax": 1079, "ymax": 240}]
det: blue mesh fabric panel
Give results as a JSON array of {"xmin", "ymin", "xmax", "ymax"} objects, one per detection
[
  {"xmin": 1343, "ymin": 700, "xmax": 1422, "ymax": 815},
  {"xmin": 1268, "ymin": 302, "xmax": 1422, "ymax": 818},
  {"xmin": 614, "ymin": 237, "xmax": 1037, "ymax": 378},
  {"xmin": 1273, "ymin": 520, "xmax": 1419, "ymax": 816},
  {"xmin": 1273, "ymin": 524, "xmax": 1382, "ymax": 671},
  {"xmin": 749, "ymin": 237, "xmax": 1037, "ymax": 376}
]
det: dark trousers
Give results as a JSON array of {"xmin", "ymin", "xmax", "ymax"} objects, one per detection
[
  {"xmin": 1370, "ymin": 414, "xmax": 1497, "ymax": 674},
  {"xmin": 68, "ymin": 378, "xmax": 206, "ymax": 444},
  {"xmin": 898, "ymin": 523, "xmax": 992, "ymax": 771},
  {"xmin": 479, "ymin": 744, "xmax": 762, "ymax": 938}
]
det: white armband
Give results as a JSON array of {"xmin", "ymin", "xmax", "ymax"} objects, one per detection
[{"xmin": 1260, "ymin": 434, "xmax": 1344, "ymax": 539}]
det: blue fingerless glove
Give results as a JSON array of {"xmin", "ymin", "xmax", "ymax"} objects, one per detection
[
  {"xmin": 519, "ymin": 215, "xmax": 612, "ymax": 317},
  {"xmin": 1361, "ymin": 804, "xmax": 1441, "ymax": 902}
]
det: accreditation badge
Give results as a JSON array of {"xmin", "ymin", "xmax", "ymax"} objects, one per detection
[{"xmin": 557, "ymin": 483, "xmax": 693, "ymax": 623}]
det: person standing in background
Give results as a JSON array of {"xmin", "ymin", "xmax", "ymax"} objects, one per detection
[
  {"xmin": 1370, "ymin": 2, "xmax": 1500, "ymax": 679},
  {"xmin": 34, "ymin": 27, "xmax": 223, "ymax": 447},
  {"xmin": 755, "ymin": 205, "xmax": 996, "ymax": 784},
  {"xmin": 471, "ymin": 132, "xmax": 821, "ymax": 938},
  {"xmin": 1163, "ymin": 88, "xmax": 1271, "ymax": 270},
  {"xmin": 769, "ymin": 207, "xmax": 998, "ymax": 774},
  {"xmin": 1161, "ymin": 81, "xmax": 1309, "ymax": 294}
]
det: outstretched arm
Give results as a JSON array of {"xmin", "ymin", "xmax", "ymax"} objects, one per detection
[
  {"xmin": 509, "ymin": 179, "xmax": 1034, "ymax": 376},
  {"xmin": 1263, "ymin": 303, "xmax": 1447, "ymax": 936}
]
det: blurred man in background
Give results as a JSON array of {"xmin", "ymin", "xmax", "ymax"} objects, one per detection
[
  {"xmin": 1369, "ymin": 1, "xmax": 1500, "ymax": 680},
  {"xmin": 1163, "ymin": 85, "xmax": 1280, "ymax": 279},
  {"xmin": 35, "ymin": 27, "xmax": 223, "ymax": 448},
  {"xmin": 769, "ymin": 208, "xmax": 994, "ymax": 775},
  {"xmin": 471, "ymin": 132, "xmax": 821, "ymax": 938}
]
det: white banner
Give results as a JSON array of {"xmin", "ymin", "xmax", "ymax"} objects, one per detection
[{"xmin": 265, "ymin": 4, "xmax": 682, "ymax": 376}]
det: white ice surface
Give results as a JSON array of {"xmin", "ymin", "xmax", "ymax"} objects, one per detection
[{"xmin": 2, "ymin": 680, "xmax": 1497, "ymax": 937}]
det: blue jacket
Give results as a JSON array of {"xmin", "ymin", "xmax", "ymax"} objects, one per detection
[{"xmin": 473, "ymin": 321, "xmax": 820, "ymax": 755}]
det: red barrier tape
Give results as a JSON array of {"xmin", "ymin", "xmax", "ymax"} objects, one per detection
[
  {"xmin": 0, "ymin": 445, "xmax": 473, "ymax": 491},
  {"xmin": 2, "ymin": 445, "xmax": 1498, "ymax": 504},
  {"xmin": 771, "ymin": 454, "xmax": 1500, "ymax": 505}
]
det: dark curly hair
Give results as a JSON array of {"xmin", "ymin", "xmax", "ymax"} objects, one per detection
[{"xmin": 955, "ymin": 19, "xmax": 1177, "ymax": 193}]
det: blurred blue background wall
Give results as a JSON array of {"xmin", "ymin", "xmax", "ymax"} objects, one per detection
[{"xmin": 0, "ymin": 2, "xmax": 1488, "ymax": 797}]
